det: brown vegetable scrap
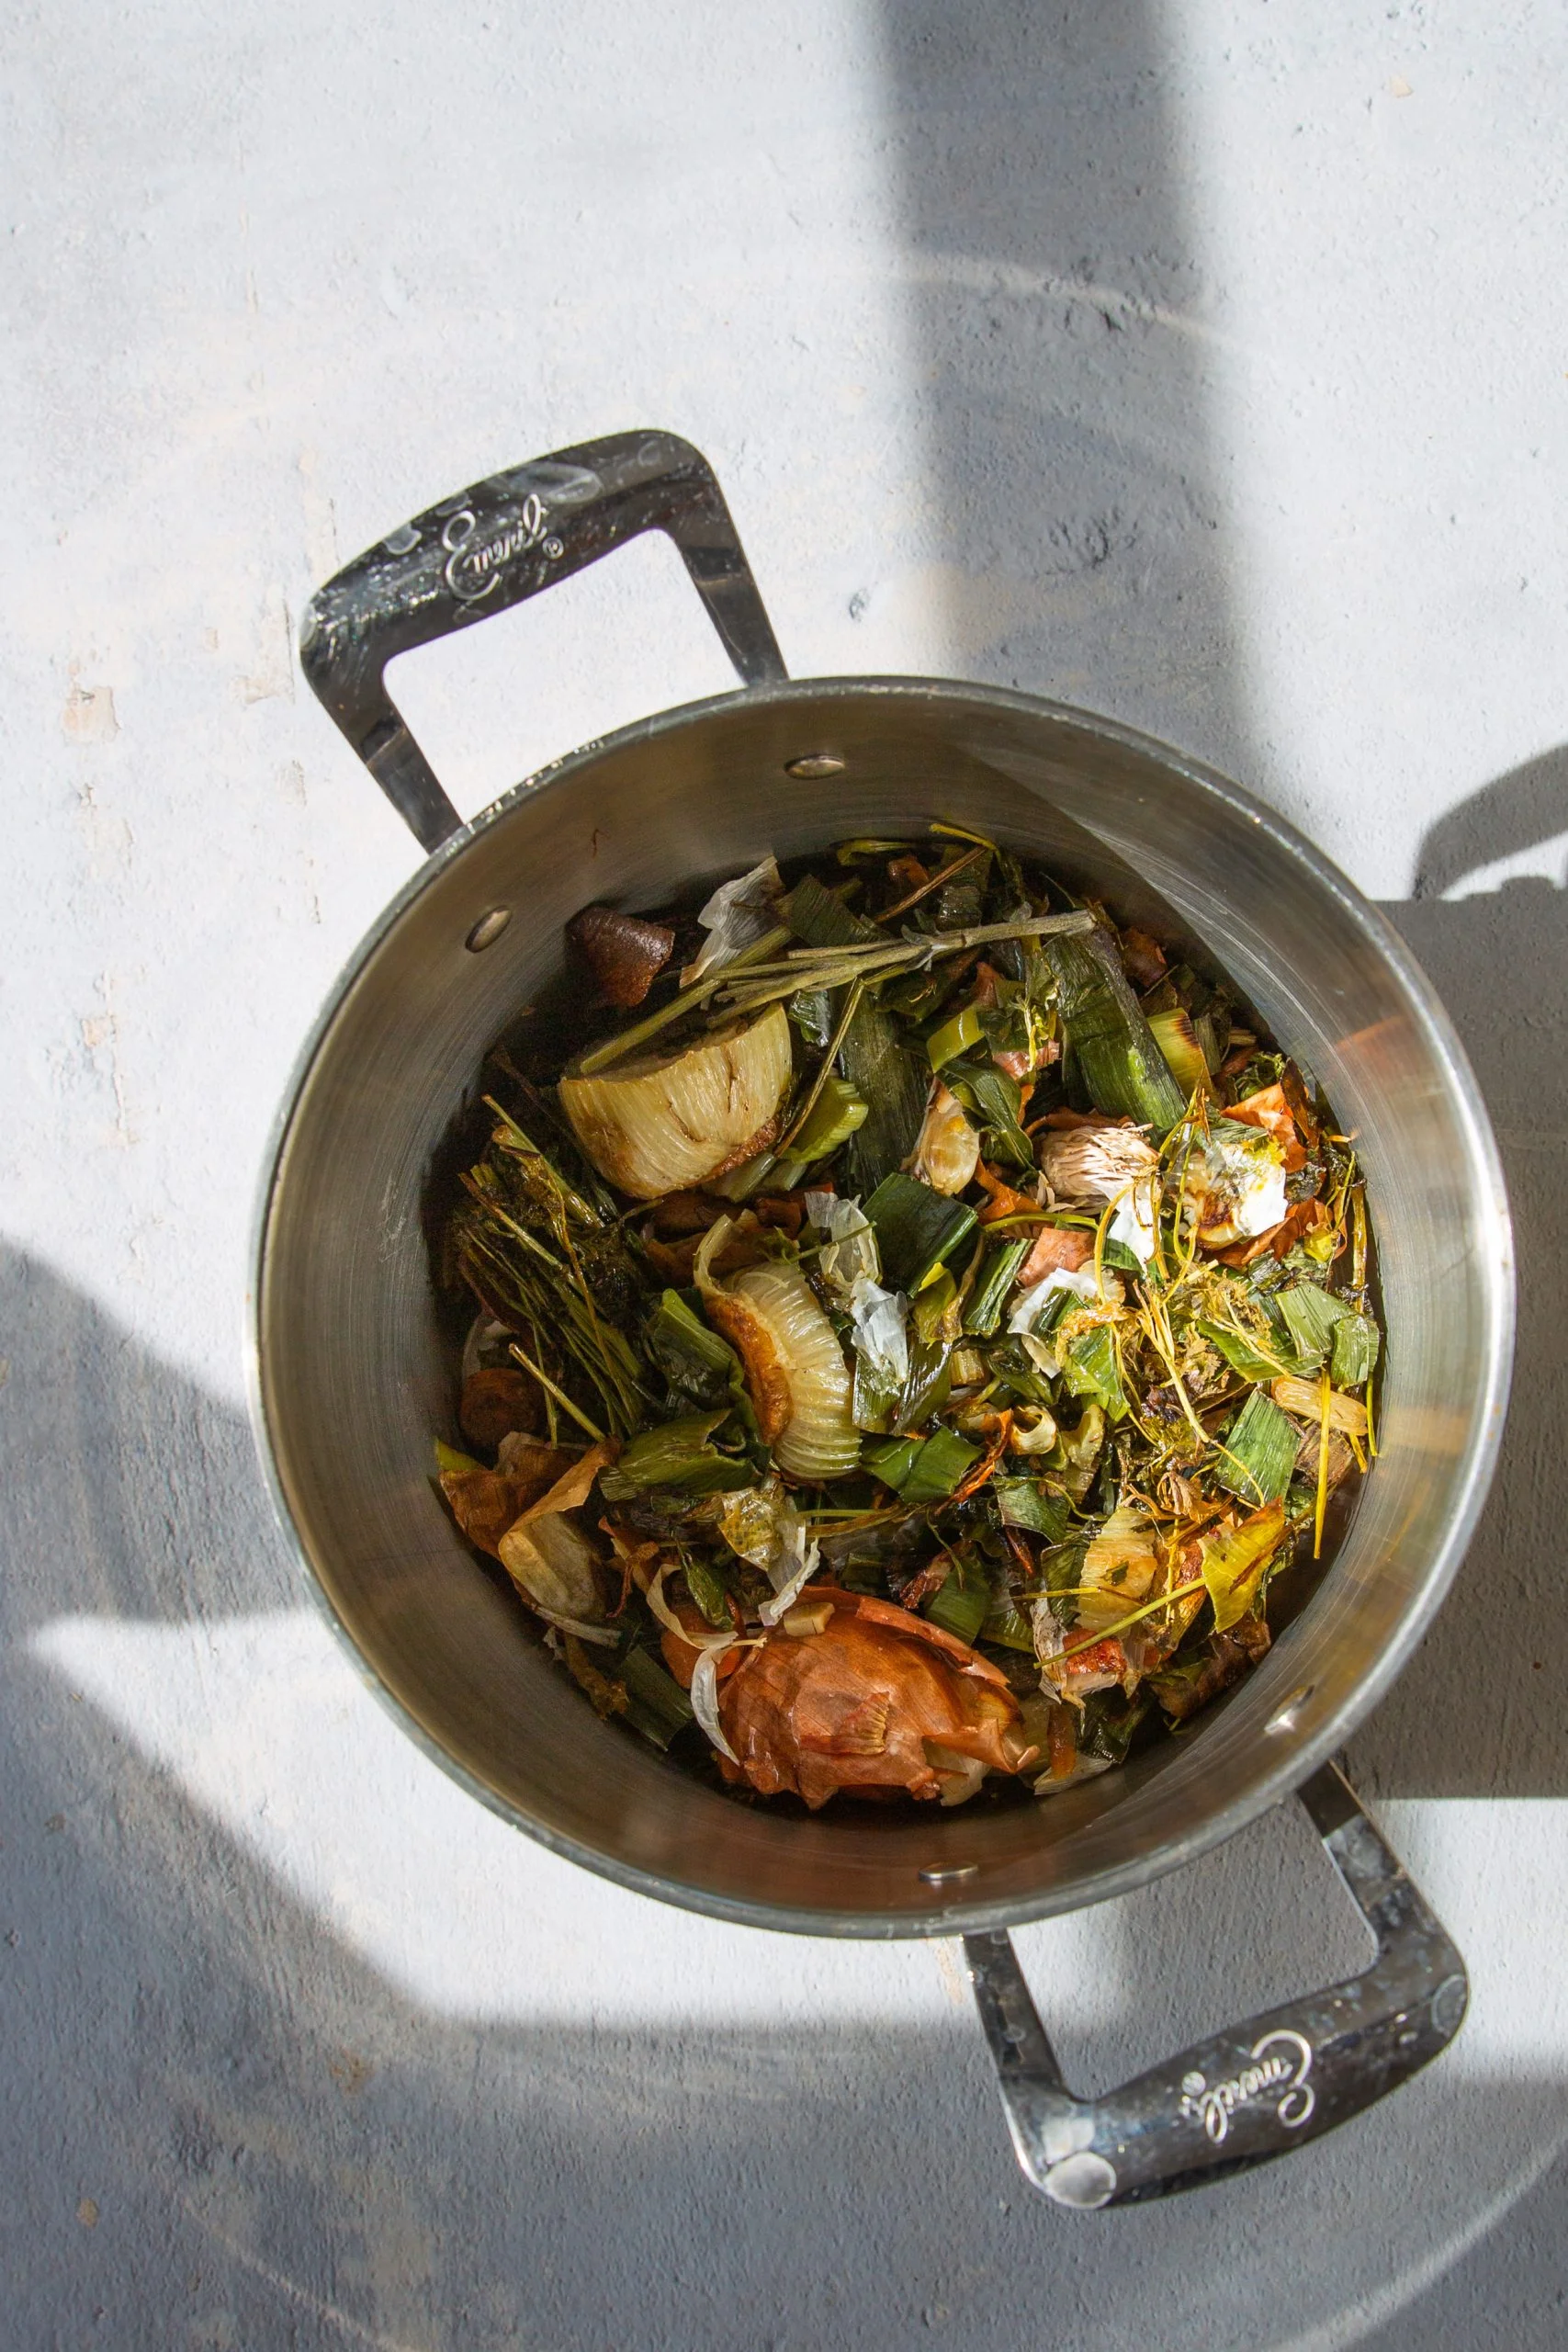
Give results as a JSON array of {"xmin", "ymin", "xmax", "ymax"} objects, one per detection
[
  {"xmin": 717, "ymin": 1589, "xmax": 1038, "ymax": 1809},
  {"xmin": 566, "ymin": 904, "xmax": 675, "ymax": 1007},
  {"xmin": 459, "ymin": 1366, "xmax": 544, "ymax": 1451}
]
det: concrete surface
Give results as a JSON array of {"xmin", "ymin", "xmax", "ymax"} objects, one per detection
[{"xmin": 5, "ymin": 3, "xmax": 1568, "ymax": 2345}]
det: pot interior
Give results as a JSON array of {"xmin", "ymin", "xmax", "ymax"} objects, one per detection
[{"xmin": 255, "ymin": 682, "xmax": 1510, "ymax": 1934}]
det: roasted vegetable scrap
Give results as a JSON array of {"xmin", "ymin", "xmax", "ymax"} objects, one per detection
[{"xmin": 434, "ymin": 833, "xmax": 1382, "ymax": 1811}]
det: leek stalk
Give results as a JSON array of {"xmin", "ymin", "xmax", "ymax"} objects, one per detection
[
  {"xmin": 620, "ymin": 1647, "xmax": 695, "ymax": 1748},
  {"xmin": 1215, "ymin": 1389, "xmax": 1298, "ymax": 1507},
  {"xmin": 863, "ymin": 1172, "xmax": 978, "ymax": 1295},
  {"xmin": 925, "ymin": 1565, "xmax": 989, "ymax": 1645},
  {"xmin": 598, "ymin": 1411, "xmax": 754, "ymax": 1498},
  {"xmin": 964, "ymin": 1237, "xmax": 1030, "ymax": 1337},
  {"xmin": 1045, "ymin": 928, "xmax": 1188, "ymax": 1134}
]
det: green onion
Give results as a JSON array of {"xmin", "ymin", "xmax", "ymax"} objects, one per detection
[
  {"xmin": 852, "ymin": 1345, "xmax": 902, "ymax": 1435},
  {"xmin": 642, "ymin": 1291, "xmax": 740, "ymax": 1408},
  {"xmin": 926, "ymin": 1004, "xmax": 984, "ymax": 1069},
  {"xmin": 682, "ymin": 1554, "xmax": 733, "ymax": 1629},
  {"xmin": 770, "ymin": 1074, "xmax": 868, "ymax": 1189},
  {"xmin": 981, "ymin": 1592, "xmax": 1037, "ymax": 1652},
  {"xmin": 788, "ymin": 989, "xmax": 834, "ymax": 1048},
  {"xmin": 840, "ymin": 994, "xmax": 930, "ymax": 1193},
  {"xmin": 620, "ymin": 1647, "xmax": 695, "ymax": 1747},
  {"xmin": 863, "ymin": 1435, "xmax": 921, "ymax": 1490},
  {"xmin": 1330, "ymin": 1309, "xmax": 1381, "ymax": 1387},
  {"xmin": 599, "ymin": 1411, "xmax": 753, "ymax": 1498},
  {"xmin": 1272, "ymin": 1283, "xmax": 1381, "ymax": 1387},
  {"xmin": 1148, "ymin": 1006, "xmax": 1212, "ymax": 1099},
  {"xmin": 994, "ymin": 1477, "xmax": 1070, "ymax": 1542},
  {"xmin": 787, "ymin": 871, "xmax": 883, "ymax": 948},
  {"xmin": 944, "ymin": 1058, "xmax": 1032, "ymax": 1168},
  {"xmin": 964, "ymin": 1237, "xmax": 1030, "ymax": 1336},
  {"xmin": 1061, "ymin": 1325, "xmax": 1130, "ymax": 1421},
  {"xmin": 1216, "ymin": 1389, "xmax": 1299, "ymax": 1507},
  {"xmin": 1273, "ymin": 1283, "xmax": 1342, "ymax": 1367},
  {"xmin": 1044, "ymin": 929, "xmax": 1188, "ymax": 1134},
  {"xmin": 925, "ymin": 1565, "xmax": 988, "ymax": 1646},
  {"xmin": 861, "ymin": 1427, "xmax": 979, "ymax": 1504},
  {"xmin": 1198, "ymin": 1316, "xmax": 1303, "ymax": 1384},
  {"xmin": 1080, "ymin": 1690, "xmax": 1149, "ymax": 1765},
  {"xmin": 863, "ymin": 1172, "xmax": 978, "ymax": 1295},
  {"xmin": 893, "ymin": 1336, "xmax": 953, "ymax": 1434},
  {"xmin": 899, "ymin": 1427, "xmax": 982, "ymax": 1506},
  {"xmin": 911, "ymin": 1268, "xmax": 958, "ymax": 1346}
]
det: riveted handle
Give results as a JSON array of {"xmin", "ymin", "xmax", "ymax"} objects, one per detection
[
  {"xmin": 299, "ymin": 430, "xmax": 788, "ymax": 852},
  {"xmin": 966, "ymin": 1762, "xmax": 1466, "ymax": 2207}
]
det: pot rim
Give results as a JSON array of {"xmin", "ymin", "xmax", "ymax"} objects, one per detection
[{"xmin": 247, "ymin": 673, "xmax": 1515, "ymax": 1939}]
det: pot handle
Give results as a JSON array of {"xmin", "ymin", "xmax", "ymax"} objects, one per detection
[
  {"xmin": 965, "ymin": 1761, "xmax": 1466, "ymax": 2207},
  {"xmin": 298, "ymin": 430, "xmax": 788, "ymax": 852}
]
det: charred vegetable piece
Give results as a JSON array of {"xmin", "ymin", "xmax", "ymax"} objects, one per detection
[{"xmin": 566, "ymin": 904, "xmax": 675, "ymax": 1007}]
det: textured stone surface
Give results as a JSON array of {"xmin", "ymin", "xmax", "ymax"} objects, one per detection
[{"xmin": 4, "ymin": 2, "xmax": 1567, "ymax": 2343}]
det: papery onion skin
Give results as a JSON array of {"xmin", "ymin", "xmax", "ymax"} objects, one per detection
[
  {"xmin": 718, "ymin": 1588, "xmax": 1031, "ymax": 1809},
  {"xmin": 910, "ymin": 1082, "xmax": 980, "ymax": 1195},
  {"xmin": 558, "ymin": 1004, "xmax": 793, "ymax": 1200}
]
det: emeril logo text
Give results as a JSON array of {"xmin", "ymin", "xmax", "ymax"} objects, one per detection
[
  {"xmin": 443, "ymin": 496, "xmax": 550, "ymax": 602},
  {"xmin": 1179, "ymin": 2030, "xmax": 1315, "ymax": 2144}
]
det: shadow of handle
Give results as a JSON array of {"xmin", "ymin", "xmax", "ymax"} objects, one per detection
[
  {"xmin": 964, "ymin": 1763, "xmax": 1467, "ymax": 2207},
  {"xmin": 298, "ymin": 429, "xmax": 788, "ymax": 853}
]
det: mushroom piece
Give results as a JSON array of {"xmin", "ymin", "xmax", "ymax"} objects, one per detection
[{"xmin": 566, "ymin": 903, "xmax": 675, "ymax": 1007}]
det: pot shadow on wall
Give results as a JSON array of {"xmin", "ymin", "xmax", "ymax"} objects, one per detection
[
  {"xmin": 872, "ymin": 0, "xmax": 1257, "ymax": 780},
  {"xmin": 1351, "ymin": 745, "xmax": 1568, "ymax": 1801},
  {"xmin": 872, "ymin": 0, "xmax": 1565, "ymax": 1802}
]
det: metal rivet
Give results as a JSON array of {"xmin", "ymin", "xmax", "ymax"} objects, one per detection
[
  {"xmin": 1043, "ymin": 2151, "xmax": 1117, "ymax": 2210},
  {"xmin": 919, "ymin": 1863, "xmax": 978, "ymax": 1886},
  {"xmin": 1265, "ymin": 1684, "xmax": 1314, "ymax": 1733},
  {"xmin": 465, "ymin": 908, "xmax": 513, "ymax": 953},
  {"xmin": 784, "ymin": 752, "xmax": 846, "ymax": 779}
]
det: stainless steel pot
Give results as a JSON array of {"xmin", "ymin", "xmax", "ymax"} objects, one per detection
[{"xmin": 256, "ymin": 432, "xmax": 1512, "ymax": 2207}]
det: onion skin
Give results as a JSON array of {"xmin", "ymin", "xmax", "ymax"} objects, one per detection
[
  {"xmin": 717, "ymin": 1588, "xmax": 1032, "ymax": 1809},
  {"xmin": 559, "ymin": 1005, "xmax": 793, "ymax": 1200},
  {"xmin": 909, "ymin": 1082, "xmax": 980, "ymax": 1195}
]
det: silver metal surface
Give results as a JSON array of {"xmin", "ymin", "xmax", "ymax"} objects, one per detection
[
  {"xmin": 965, "ymin": 1762, "xmax": 1468, "ymax": 2204},
  {"xmin": 464, "ymin": 908, "xmax": 513, "ymax": 954},
  {"xmin": 253, "ymin": 675, "xmax": 1514, "ymax": 1939}
]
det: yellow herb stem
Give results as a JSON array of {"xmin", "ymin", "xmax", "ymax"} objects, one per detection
[
  {"xmin": 1092, "ymin": 1188, "xmax": 1121, "ymax": 1301},
  {"xmin": 1365, "ymin": 1365, "xmax": 1379, "ymax": 1458},
  {"xmin": 1039, "ymin": 1576, "xmax": 1208, "ymax": 1669},
  {"xmin": 1313, "ymin": 1363, "xmax": 1332, "ymax": 1559},
  {"xmin": 508, "ymin": 1340, "xmax": 606, "ymax": 1442},
  {"xmin": 930, "ymin": 820, "xmax": 1000, "ymax": 854}
]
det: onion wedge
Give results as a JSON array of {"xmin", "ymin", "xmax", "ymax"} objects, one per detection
[{"xmin": 559, "ymin": 1004, "xmax": 792, "ymax": 1200}]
